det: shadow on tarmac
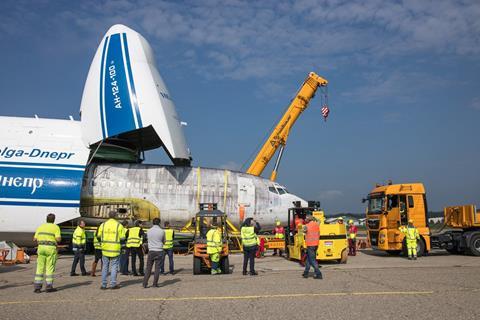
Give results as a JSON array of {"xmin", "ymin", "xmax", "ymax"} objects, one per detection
[
  {"xmin": 57, "ymin": 280, "xmax": 93, "ymax": 291},
  {"xmin": 0, "ymin": 265, "xmax": 26, "ymax": 273},
  {"xmin": 120, "ymin": 277, "xmax": 181, "ymax": 288},
  {"xmin": 159, "ymin": 278, "xmax": 181, "ymax": 287},
  {"xmin": 0, "ymin": 281, "xmax": 32, "ymax": 290}
]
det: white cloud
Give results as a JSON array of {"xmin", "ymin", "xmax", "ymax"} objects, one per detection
[{"xmin": 1, "ymin": 0, "xmax": 479, "ymax": 82}]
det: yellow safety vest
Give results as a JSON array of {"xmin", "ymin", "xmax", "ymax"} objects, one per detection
[
  {"xmin": 206, "ymin": 229, "xmax": 222, "ymax": 254},
  {"xmin": 35, "ymin": 223, "xmax": 61, "ymax": 247},
  {"xmin": 404, "ymin": 226, "xmax": 419, "ymax": 241},
  {"xmin": 98, "ymin": 219, "xmax": 125, "ymax": 257},
  {"xmin": 72, "ymin": 226, "xmax": 86, "ymax": 249},
  {"xmin": 164, "ymin": 229, "xmax": 174, "ymax": 249},
  {"xmin": 241, "ymin": 226, "xmax": 258, "ymax": 247},
  {"xmin": 93, "ymin": 233, "xmax": 102, "ymax": 250},
  {"xmin": 126, "ymin": 227, "xmax": 142, "ymax": 248}
]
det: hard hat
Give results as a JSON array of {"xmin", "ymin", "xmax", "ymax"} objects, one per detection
[
  {"xmin": 338, "ymin": 217, "xmax": 344, "ymax": 220},
  {"xmin": 408, "ymin": 219, "xmax": 414, "ymax": 224},
  {"xmin": 276, "ymin": 221, "xmax": 281, "ymax": 226},
  {"xmin": 348, "ymin": 219, "xmax": 354, "ymax": 224}
]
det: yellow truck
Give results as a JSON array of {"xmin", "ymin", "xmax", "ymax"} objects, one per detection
[
  {"xmin": 286, "ymin": 201, "xmax": 348, "ymax": 263},
  {"xmin": 364, "ymin": 182, "xmax": 480, "ymax": 256}
]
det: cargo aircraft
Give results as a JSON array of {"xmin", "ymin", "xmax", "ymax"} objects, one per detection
[{"xmin": 0, "ymin": 24, "xmax": 305, "ymax": 246}]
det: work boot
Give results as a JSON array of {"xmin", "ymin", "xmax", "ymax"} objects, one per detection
[
  {"xmin": 250, "ymin": 271, "xmax": 258, "ymax": 276},
  {"xmin": 70, "ymin": 273, "xmax": 79, "ymax": 276},
  {"xmin": 314, "ymin": 274, "xmax": 323, "ymax": 280},
  {"xmin": 211, "ymin": 269, "xmax": 218, "ymax": 275},
  {"xmin": 413, "ymin": 256, "xmax": 417, "ymax": 260},
  {"xmin": 302, "ymin": 273, "xmax": 309, "ymax": 278},
  {"xmin": 100, "ymin": 286, "xmax": 108, "ymax": 290},
  {"xmin": 408, "ymin": 256, "xmax": 412, "ymax": 260},
  {"xmin": 91, "ymin": 262, "xmax": 97, "ymax": 277},
  {"xmin": 34, "ymin": 288, "xmax": 41, "ymax": 293},
  {"xmin": 242, "ymin": 271, "xmax": 248, "ymax": 276}
]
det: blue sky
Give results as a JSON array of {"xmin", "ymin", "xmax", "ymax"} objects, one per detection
[{"xmin": 0, "ymin": 0, "xmax": 479, "ymax": 213}]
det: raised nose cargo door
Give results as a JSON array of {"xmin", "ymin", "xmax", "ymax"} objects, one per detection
[{"xmin": 80, "ymin": 24, "xmax": 191, "ymax": 166}]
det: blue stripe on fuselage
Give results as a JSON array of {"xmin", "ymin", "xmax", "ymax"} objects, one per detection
[{"xmin": 0, "ymin": 167, "xmax": 83, "ymax": 201}]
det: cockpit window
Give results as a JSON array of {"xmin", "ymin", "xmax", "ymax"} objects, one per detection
[
  {"xmin": 268, "ymin": 187, "xmax": 278, "ymax": 194},
  {"xmin": 277, "ymin": 188, "xmax": 286, "ymax": 195}
]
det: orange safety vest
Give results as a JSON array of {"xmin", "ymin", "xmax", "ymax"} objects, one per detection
[{"xmin": 305, "ymin": 221, "xmax": 320, "ymax": 247}]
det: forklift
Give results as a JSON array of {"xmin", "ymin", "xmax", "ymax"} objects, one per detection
[
  {"xmin": 192, "ymin": 203, "xmax": 230, "ymax": 275},
  {"xmin": 286, "ymin": 201, "xmax": 348, "ymax": 264}
]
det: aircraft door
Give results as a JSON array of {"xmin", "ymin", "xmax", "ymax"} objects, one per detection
[{"xmin": 237, "ymin": 177, "xmax": 256, "ymax": 220}]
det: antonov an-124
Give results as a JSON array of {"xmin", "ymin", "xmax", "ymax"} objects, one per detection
[{"xmin": 0, "ymin": 24, "xmax": 305, "ymax": 246}]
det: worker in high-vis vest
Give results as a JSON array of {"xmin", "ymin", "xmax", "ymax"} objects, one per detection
[
  {"xmin": 70, "ymin": 220, "xmax": 87, "ymax": 276},
  {"xmin": 119, "ymin": 220, "xmax": 130, "ymax": 275},
  {"xmin": 272, "ymin": 220, "xmax": 285, "ymax": 257},
  {"xmin": 241, "ymin": 218, "xmax": 259, "ymax": 276},
  {"xmin": 347, "ymin": 219, "xmax": 358, "ymax": 256},
  {"xmin": 400, "ymin": 219, "xmax": 420, "ymax": 260},
  {"xmin": 91, "ymin": 231, "xmax": 102, "ymax": 277},
  {"xmin": 161, "ymin": 221, "xmax": 175, "ymax": 275},
  {"xmin": 302, "ymin": 214, "xmax": 322, "ymax": 279},
  {"xmin": 206, "ymin": 222, "xmax": 223, "ymax": 275},
  {"xmin": 126, "ymin": 220, "xmax": 145, "ymax": 276},
  {"xmin": 97, "ymin": 211, "xmax": 126, "ymax": 289},
  {"xmin": 33, "ymin": 213, "xmax": 61, "ymax": 293}
]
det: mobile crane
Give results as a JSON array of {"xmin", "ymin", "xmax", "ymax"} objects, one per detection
[{"xmin": 246, "ymin": 72, "xmax": 328, "ymax": 181}]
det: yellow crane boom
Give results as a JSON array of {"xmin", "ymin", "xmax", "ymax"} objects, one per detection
[{"xmin": 246, "ymin": 72, "xmax": 328, "ymax": 181}]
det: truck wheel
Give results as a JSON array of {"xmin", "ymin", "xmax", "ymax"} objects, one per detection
[
  {"xmin": 221, "ymin": 256, "xmax": 230, "ymax": 274},
  {"xmin": 468, "ymin": 234, "xmax": 480, "ymax": 256},
  {"xmin": 417, "ymin": 238, "xmax": 426, "ymax": 257},
  {"xmin": 193, "ymin": 257, "xmax": 202, "ymax": 275}
]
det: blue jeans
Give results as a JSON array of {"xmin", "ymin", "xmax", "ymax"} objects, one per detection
[
  {"xmin": 101, "ymin": 255, "xmax": 120, "ymax": 287},
  {"xmin": 161, "ymin": 249, "xmax": 174, "ymax": 273},
  {"xmin": 304, "ymin": 246, "xmax": 322, "ymax": 277},
  {"xmin": 119, "ymin": 249, "xmax": 129, "ymax": 274}
]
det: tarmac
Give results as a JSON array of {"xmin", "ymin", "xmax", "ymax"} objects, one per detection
[{"xmin": 1, "ymin": 249, "xmax": 479, "ymax": 320}]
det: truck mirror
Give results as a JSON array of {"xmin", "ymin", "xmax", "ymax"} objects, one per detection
[{"xmin": 361, "ymin": 198, "xmax": 367, "ymax": 203}]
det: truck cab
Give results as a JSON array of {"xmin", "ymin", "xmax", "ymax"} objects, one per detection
[{"xmin": 365, "ymin": 182, "xmax": 431, "ymax": 256}]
